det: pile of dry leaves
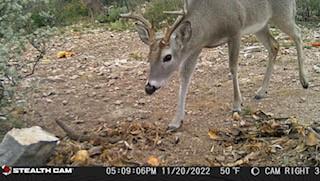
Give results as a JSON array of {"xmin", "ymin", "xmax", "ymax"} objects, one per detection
[
  {"xmin": 206, "ymin": 111, "xmax": 320, "ymax": 166},
  {"xmin": 48, "ymin": 110, "xmax": 320, "ymax": 166},
  {"xmin": 48, "ymin": 120, "xmax": 177, "ymax": 166}
]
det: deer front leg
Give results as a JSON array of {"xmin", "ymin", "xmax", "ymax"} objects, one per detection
[
  {"xmin": 228, "ymin": 36, "xmax": 242, "ymax": 112},
  {"xmin": 167, "ymin": 51, "xmax": 200, "ymax": 131}
]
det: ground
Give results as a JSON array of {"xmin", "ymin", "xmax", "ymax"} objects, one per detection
[{"xmin": 19, "ymin": 24, "xmax": 320, "ymax": 166}]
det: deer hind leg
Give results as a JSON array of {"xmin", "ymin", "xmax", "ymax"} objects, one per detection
[
  {"xmin": 254, "ymin": 26, "xmax": 279, "ymax": 99},
  {"xmin": 275, "ymin": 21, "xmax": 309, "ymax": 89},
  {"xmin": 228, "ymin": 36, "xmax": 242, "ymax": 112}
]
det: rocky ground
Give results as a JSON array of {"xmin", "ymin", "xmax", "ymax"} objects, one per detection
[{"xmin": 18, "ymin": 23, "xmax": 320, "ymax": 166}]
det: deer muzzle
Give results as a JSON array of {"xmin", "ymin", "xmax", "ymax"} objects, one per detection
[{"xmin": 145, "ymin": 83, "xmax": 159, "ymax": 95}]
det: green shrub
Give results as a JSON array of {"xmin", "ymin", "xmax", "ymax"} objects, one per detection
[
  {"xmin": 108, "ymin": 20, "xmax": 131, "ymax": 31},
  {"xmin": 1, "ymin": 0, "xmax": 54, "ymax": 137},
  {"xmin": 29, "ymin": 0, "xmax": 89, "ymax": 27},
  {"xmin": 49, "ymin": 0, "xmax": 88, "ymax": 26},
  {"xmin": 31, "ymin": 11, "xmax": 56, "ymax": 28},
  {"xmin": 97, "ymin": 6, "xmax": 127, "ymax": 23},
  {"xmin": 297, "ymin": 0, "xmax": 320, "ymax": 21},
  {"xmin": 144, "ymin": 0, "xmax": 183, "ymax": 29}
]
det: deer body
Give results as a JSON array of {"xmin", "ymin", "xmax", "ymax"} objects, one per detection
[
  {"xmin": 81, "ymin": 0, "xmax": 105, "ymax": 21},
  {"xmin": 122, "ymin": 0, "xmax": 309, "ymax": 131}
]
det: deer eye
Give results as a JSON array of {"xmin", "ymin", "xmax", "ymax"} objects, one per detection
[{"xmin": 163, "ymin": 55, "xmax": 172, "ymax": 62}]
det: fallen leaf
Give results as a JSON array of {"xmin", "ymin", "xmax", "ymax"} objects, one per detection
[
  {"xmin": 311, "ymin": 42, "xmax": 320, "ymax": 47},
  {"xmin": 225, "ymin": 152, "xmax": 259, "ymax": 167},
  {"xmin": 208, "ymin": 129, "xmax": 220, "ymax": 140},
  {"xmin": 71, "ymin": 150, "xmax": 90, "ymax": 165},
  {"xmin": 295, "ymin": 143, "xmax": 307, "ymax": 153},
  {"xmin": 57, "ymin": 51, "xmax": 75, "ymax": 58},
  {"xmin": 130, "ymin": 130, "xmax": 141, "ymax": 135},
  {"xmin": 147, "ymin": 156, "xmax": 160, "ymax": 166},
  {"xmin": 215, "ymin": 155, "xmax": 226, "ymax": 162},
  {"xmin": 305, "ymin": 132, "xmax": 319, "ymax": 146}
]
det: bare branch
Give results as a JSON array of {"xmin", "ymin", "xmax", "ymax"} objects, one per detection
[
  {"xmin": 23, "ymin": 38, "xmax": 49, "ymax": 78},
  {"xmin": 56, "ymin": 119, "xmax": 90, "ymax": 142},
  {"xmin": 55, "ymin": 119, "xmax": 121, "ymax": 144}
]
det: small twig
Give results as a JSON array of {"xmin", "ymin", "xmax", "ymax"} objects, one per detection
[
  {"xmin": 274, "ymin": 117, "xmax": 290, "ymax": 121},
  {"xmin": 307, "ymin": 127, "xmax": 320, "ymax": 139},
  {"xmin": 153, "ymin": 126, "xmax": 161, "ymax": 149},
  {"xmin": 24, "ymin": 39, "xmax": 47, "ymax": 78},
  {"xmin": 24, "ymin": 54, "xmax": 44, "ymax": 78}
]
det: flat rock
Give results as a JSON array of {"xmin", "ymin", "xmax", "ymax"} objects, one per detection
[{"xmin": 0, "ymin": 126, "xmax": 59, "ymax": 166}]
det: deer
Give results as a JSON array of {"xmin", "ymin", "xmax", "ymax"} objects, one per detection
[
  {"xmin": 81, "ymin": 0, "xmax": 106, "ymax": 21},
  {"xmin": 121, "ymin": 0, "xmax": 309, "ymax": 131}
]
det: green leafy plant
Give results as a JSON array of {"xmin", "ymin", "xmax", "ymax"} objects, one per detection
[
  {"xmin": 144, "ymin": 0, "xmax": 182, "ymax": 29},
  {"xmin": 0, "ymin": 0, "xmax": 54, "ymax": 137},
  {"xmin": 97, "ymin": 6, "xmax": 127, "ymax": 23},
  {"xmin": 297, "ymin": 0, "xmax": 320, "ymax": 21}
]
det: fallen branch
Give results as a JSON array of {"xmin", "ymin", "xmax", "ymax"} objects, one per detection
[
  {"xmin": 55, "ymin": 119, "xmax": 121, "ymax": 144},
  {"xmin": 55, "ymin": 119, "xmax": 90, "ymax": 142},
  {"xmin": 224, "ymin": 152, "xmax": 259, "ymax": 167}
]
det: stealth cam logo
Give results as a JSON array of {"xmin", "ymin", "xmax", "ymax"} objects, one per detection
[{"xmin": 1, "ymin": 165, "xmax": 12, "ymax": 176}]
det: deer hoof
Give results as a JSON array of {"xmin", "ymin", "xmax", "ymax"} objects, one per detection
[
  {"xmin": 301, "ymin": 79, "xmax": 309, "ymax": 89},
  {"xmin": 166, "ymin": 123, "xmax": 182, "ymax": 133},
  {"xmin": 255, "ymin": 89, "xmax": 268, "ymax": 100},
  {"xmin": 232, "ymin": 108, "xmax": 241, "ymax": 113}
]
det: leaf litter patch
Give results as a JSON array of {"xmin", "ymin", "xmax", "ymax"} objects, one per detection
[
  {"xmin": 206, "ymin": 110, "xmax": 320, "ymax": 166},
  {"xmin": 48, "ymin": 110, "xmax": 320, "ymax": 166},
  {"xmin": 49, "ymin": 119, "xmax": 177, "ymax": 166}
]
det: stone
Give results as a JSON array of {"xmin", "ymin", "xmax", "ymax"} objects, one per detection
[
  {"xmin": 313, "ymin": 65, "xmax": 320, "ymax": 74},
  {"xmin": 114, "ymin": 100, "xmax": 122, "ymax": 105},
  {"xmin": 243, "ymin": 46, "xmax": 262, "ymax": 53},
  {"xmin": 62, "ymin": 100, "xmax": 68, "ymax": 105},
  {"xmin": 70, "ymin": 75, "xmax": 79, "ymax": 80},
  {"xmin": 0, "ymin": 126, "xmax": 59, "ymax": 166}
]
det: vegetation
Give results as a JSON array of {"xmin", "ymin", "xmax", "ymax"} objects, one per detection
[
  {"xmin": 297, "ymin": 0, "xmax": 320, "ymax": 21},
  {"xmin": 22, "ymin": 0, "xmax": 320, "ymax": 30},
  {"xmin": 0, "ymin": 0, "xmax": 54, "ymax": 137}
]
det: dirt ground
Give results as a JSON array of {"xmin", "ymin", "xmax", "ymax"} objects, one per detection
[{"xmin": 19, "ymin": 24, "xmax": 320, "ymax": 166}]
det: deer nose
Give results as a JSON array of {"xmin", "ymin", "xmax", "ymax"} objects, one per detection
[{"xmin": 145, "ymin": 83, "xmax": 159, "ymax": 95}]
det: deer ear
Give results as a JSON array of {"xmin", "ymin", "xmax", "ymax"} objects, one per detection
[
  {"xmin": 135, "ymin": 23, "xmax": 150, "ymax": 45},
  {"xmin": 176, "ymin": 21, "xmax": 192, "ymax": 44}
]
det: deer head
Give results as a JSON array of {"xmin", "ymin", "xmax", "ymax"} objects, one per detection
[{"xmin": 121, "ymin": 1, "xmax": 192, "ymax": 95}]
